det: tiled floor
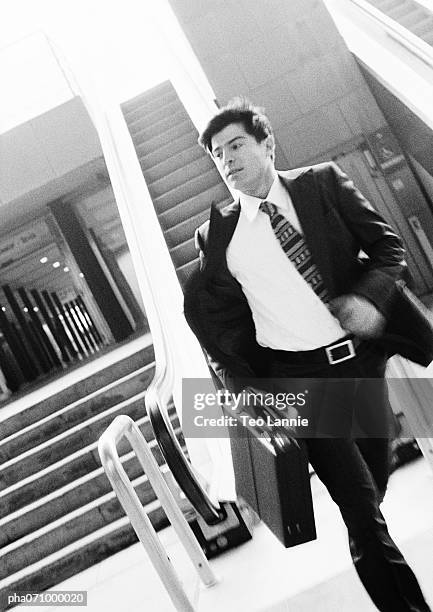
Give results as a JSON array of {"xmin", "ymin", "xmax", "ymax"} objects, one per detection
[{"xmin": 27, "ymin": 456, "xmax": 433, "ymax": 612}]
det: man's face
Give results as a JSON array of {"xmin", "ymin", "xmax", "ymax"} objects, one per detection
[{"xmin": 210, "ymin": 122, "xmax": 274, "ymax": 196}]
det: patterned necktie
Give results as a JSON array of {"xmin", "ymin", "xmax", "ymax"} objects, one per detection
[{"xmin": 259, "ymin": 201, "xmax": 329, "ymax": 302}]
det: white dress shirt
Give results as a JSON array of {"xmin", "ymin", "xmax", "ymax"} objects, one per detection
[{"xmin": 226, "ymin": 173, "xmax": 347, "ymax": 350}]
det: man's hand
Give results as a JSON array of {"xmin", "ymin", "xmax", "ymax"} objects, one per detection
[{"xmin": 328, "ymin": 294, "xmax": 386, "ymax": 339}]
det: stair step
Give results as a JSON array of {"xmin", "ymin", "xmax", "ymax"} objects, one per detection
[
  {"xmin": 368, "ymin": 0, "xmax": 433, "ymax": 40},
  {"xmin": 0, "ymin": 428, "xmax": 183, "ymax": 548},
  {"xmin": 370, "ymin": 0, "xmax": 401, "ymax": 8},
  {"xmin": 134, "ymin": 119, "xmax": 193, "ymax": 157},
  {"xmin": 0, "ymin": 502, "xmax": 167, "ymax": 607},
  {"xmin": 121, "ymin": 80, "xmax": 173, "ymax": 113},
  {"xmin": 143, "ymin": 143, "xmax": 204, "ymax": 184},
  {"xmin": 177, "ymin": 258, "xmax": 201, "ymax": 285},
  {"xmin": 130, "ymin": 108, "xmax": 189, "ymax": 143},
  {"xmin": 398, "ymin": 9, "xmax": 430, "ymax": 27},
  {"xmin": 147, "ymin": 155, "xmax": 214, "ymax": 199},
  {"xmin": 0, "ymin": 392, "xmax": 150, "ymax": 489},
  {"xmin": 0, "ymin": 408, "xmax": 177, "ymax": 515},
  {"xmin": 0, "ymin": 344, "xmax": 154, "ymax": 441},
  {"xmin": 0, "ymin": 467, "xmax": 175, "ymax": 579},
  {"xmin": 420, "ymin": 30, "xmax": 433, "ymax": 44},
  {"xmin": 386, "ymin": 1, "xmax": 421, "ymax": 19},
  {"xmin": 122, "ymin": 88, "xmax": 178, "ymax": 123},
  {"xmin": 164, "ymin": 197, "xmax": 232, "ymax": 249},
  {"xmin": 170, "ymin": 237, "xmax": 197, "ymax": 269},
  {"xmin": 125, "ymin": 100, "xmax": 180, "ymax": 136},
  {"xmin": 411, "ymin": 17, "xmax": 433, "ymax": 36},
  {"xmin": 0, "ymin": 364, "xmax": 154, "ymax": 462},
  {"xmin": 138, "ymin": 131, "xmax": 200, "ymax": 171},
  {"xmin": 0, "ymin": 444, "xmax": 100, "ymax": 514},
  {"xmin": 164, "ymin": 209, "xmax": 211, "ymax": 250},
  {"xmin": 159, "ymin": 182, "xmax": 229, "ymax": 232},
  {"xmin": 126, "ymin": 98, "xmax": 182, "ymax": 132},
  {"xmin": 153, "ymin": 167, "xmax": 223, "ymax": 215}
]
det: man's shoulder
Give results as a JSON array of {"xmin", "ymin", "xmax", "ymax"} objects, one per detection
[
  {"xmin": 195, "ymin": 201, "xmax": 239, "ymax": 249},
  {"xmin": 278, "ymin": 161, "xmax": 338, "ymax": 180}
]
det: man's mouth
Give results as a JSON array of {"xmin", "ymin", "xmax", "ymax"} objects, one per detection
[{"xmin": 227, "ymin": 169, "xmax": 242, "ymax": 179}]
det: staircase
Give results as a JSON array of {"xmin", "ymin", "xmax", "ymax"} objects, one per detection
[
  {"xmin": 365, "ymin": 0, "xmax": 433, "ymax": 45},
  {"xmin": 0, "ymin": 339, "xmax": 184, "ymax": 607},
  {"xmin": 121, "ymin": 80, "xmax": 231, "ymax": 285}
]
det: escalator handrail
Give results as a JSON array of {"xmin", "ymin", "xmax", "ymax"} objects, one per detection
[
  {"xmin": 347, "ymin": 0, "xmax": 433, "ymax": 68},
  {"xmin": 100, "ymin": 109, "xmax": 225, "ymax": 525},
  {"xmin": 145, "ymin": 330, "xmax": 224, "ymax": 525}
]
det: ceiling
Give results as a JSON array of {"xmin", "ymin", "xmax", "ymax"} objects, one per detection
[
  {"xmin": 0, "ymin": 156, "xmax": 127, "ymax": 317},
  {"xmin": 0, "ymin": 96, "xmax": 128, "ymax": 321}
]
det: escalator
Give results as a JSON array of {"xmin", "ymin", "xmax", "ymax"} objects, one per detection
[
  {"xmin": 120, "ymin": 81, "xmax": 231, "ymax": 285},
  {"xmin": 364, "ymin": 0, "xmax": 433, "ymax": 44},
  {"xmin": 120, "ymin": 81, "xmax": 231, "ymax": 526}
]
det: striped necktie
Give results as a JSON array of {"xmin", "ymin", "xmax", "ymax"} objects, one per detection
[{"xmin": 259, "ymin": 201, "xmax": 329, "ymax": 302}]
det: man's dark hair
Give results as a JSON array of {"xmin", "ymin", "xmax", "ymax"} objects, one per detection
[{"xmin": 198, "ymin": 97, "xmax": 273, "ymax": 154}]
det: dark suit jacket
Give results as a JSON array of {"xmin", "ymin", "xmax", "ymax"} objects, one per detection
[{"xmin": 184, "ymin": 162, "xmax": 433, "ymax": 390}]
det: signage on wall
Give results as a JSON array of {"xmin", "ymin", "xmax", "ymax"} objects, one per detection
[
  {"xmin": 367, "ymin": 127, "xmax": 405, "ymax": 173},
  {"xmin": 0, "ymin": 219, "xmax": 52, "ymax": 269}
]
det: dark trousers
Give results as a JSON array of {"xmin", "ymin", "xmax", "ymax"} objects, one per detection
[{"xmin": 268, "ymin": 342, "xmax": 431, "ymax": 611}]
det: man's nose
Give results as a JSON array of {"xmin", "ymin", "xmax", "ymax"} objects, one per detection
[{"xmin": 222, "ymin": 149, "xmax": 234, "ymax": 165}]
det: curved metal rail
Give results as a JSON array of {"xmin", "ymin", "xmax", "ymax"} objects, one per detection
[{"xmin": 98, "ymin": 415, "xmax": 217, "ymax": 612}]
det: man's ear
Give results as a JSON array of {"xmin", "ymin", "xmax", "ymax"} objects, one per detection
[{"xmin": 266, "ymin": 134, "xmax": 275, "ymax": 160}]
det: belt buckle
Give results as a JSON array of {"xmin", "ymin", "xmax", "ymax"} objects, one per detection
[{"xmin": 325, "ymin": 339, "xmax": 355, "ymax": 365}]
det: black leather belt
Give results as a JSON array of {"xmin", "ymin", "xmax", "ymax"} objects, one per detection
[{"xmin": 271, "ymin": 335, "xmax": 363, "ymax": 366}]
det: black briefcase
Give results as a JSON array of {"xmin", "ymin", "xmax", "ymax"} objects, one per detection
[{"xmin": 229, "ymin": 410, "xmax": 317, "ymax": 548}]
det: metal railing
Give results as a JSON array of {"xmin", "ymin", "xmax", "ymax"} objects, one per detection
[{"xmin": 98, "ymin": 415, "xmax": 217, "ymax": 612}]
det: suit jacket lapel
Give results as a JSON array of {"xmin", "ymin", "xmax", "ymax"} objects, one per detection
[
  {"xmin": 281, "ymin": 170, "xmax": 336, "ymax": 296},
  {"xmin": 205, "ymin": 202, "xmax": 240, "ymax": 274},
  {"xmin": 206, "ymin": 172, "xmax": 336, "ymax": 295}
]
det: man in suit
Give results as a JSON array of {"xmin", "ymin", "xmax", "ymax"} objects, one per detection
[{"xmin": 184, "ymin": 98, "xmax": 431, "ymax": 611}]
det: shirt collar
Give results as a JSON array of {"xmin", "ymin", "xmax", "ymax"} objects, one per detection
[{"xmin": 238, "ymin": 171, "xmax": 288, "ymax": 221}]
